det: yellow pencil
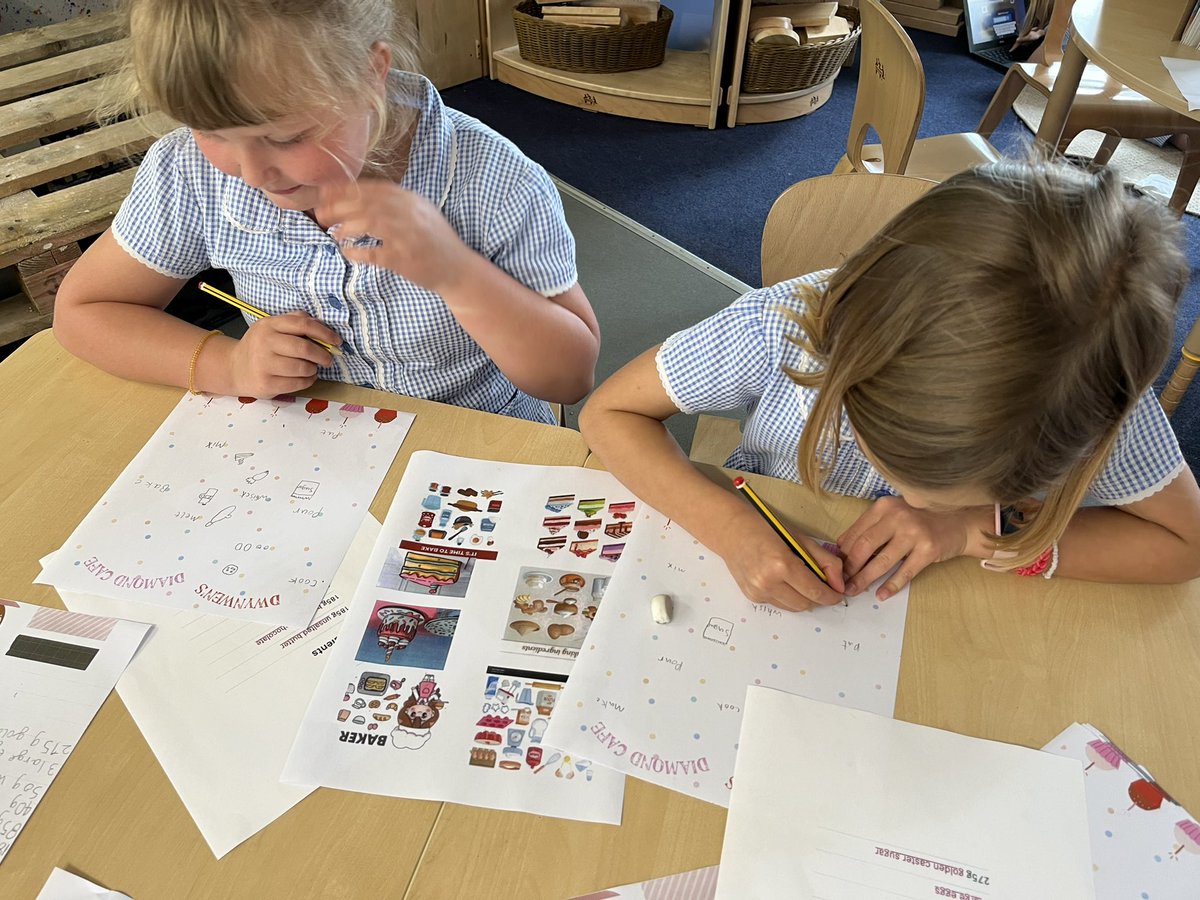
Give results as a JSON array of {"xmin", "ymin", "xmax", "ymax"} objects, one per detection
[
  {"xmin": 733, "ymin": 476, "xmax": 829, "ymax": 583},
  {"xmin": 198, "ymin": 281, "xmax": 342, "ymax": 356}
]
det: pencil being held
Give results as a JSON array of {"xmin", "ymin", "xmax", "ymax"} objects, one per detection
[
  {"xmin": 198, "ymin": 282, "xmax": 343, "ymax": 357},
  {"xmin": 733, "ymin": 476, "xmax": 829, "ymax": 583}
]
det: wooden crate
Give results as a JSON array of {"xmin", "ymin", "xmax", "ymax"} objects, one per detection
[{"xmin": 0, "ymin": 11, "xmax": 172, "ymax": 346}]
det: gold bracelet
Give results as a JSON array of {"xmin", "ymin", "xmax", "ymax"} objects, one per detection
[{"xmin": 188, "ymin": 329, "xmax": 222, "ymax": 395}]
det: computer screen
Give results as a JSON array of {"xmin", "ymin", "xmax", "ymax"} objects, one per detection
[{"xmin": 963, "ymin": 0, "xmax": 1027, "ymax": 51}]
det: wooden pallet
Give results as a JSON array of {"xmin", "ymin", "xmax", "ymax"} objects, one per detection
[{"xmin": 0, "ymin": 12, "xmax": 172, "ymax": 346}]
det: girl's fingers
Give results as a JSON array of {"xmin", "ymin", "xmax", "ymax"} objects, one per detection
[{"xmin": 844, "ymin": 541, "xmax": 906, "ymax": 596}]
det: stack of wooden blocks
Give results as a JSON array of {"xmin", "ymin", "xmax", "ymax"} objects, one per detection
[
  {"xmin": 748, "ymin": 2, "xmax": 851, "ymax": 47},
  {"xmin": 880, "ymin": 0, "xmax": 964, "ymax": 36},
  {"xmin": 537, "ymin": 0, "xmax": 661, "ymax": 27}
]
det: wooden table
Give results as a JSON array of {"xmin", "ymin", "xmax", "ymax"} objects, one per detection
[
  {"xmin": 3, "ymin": 331, "xmax": 1200, "ymax": 898},
  {"xmin": 1034, "ymin": 0, "xmax": 1200, "ymax": 413},
  {"xmin": 409, "ymin": 454, "xmax": 1200, "ymax": 898},
  {"xmin": 0, "ymin": 330, "xmax": 589, "ymax": 899}
]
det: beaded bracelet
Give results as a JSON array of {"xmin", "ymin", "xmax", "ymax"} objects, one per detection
[
  {"xmin": 1013, "ymin": 542, "xmax": 1059, "ymax": 579},
  {"xmin": 188, "ymin": 329, "xmax": 222, "ymax": 396}
]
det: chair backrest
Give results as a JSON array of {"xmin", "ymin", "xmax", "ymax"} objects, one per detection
[
  {"xmin": 761, "ymin": 172, "xmax": 937, "ymax": 286},
  {"xmin": 1029, "ymin": 0, "xmax": 1072, "ymax": 65},
  {"xmin": 846, "ymin": 0, "xmax": 926, "ymax": 174}
]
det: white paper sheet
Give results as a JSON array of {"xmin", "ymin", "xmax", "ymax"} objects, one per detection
[
  {"xmin": 39, "ymin": 392, "xmax": 412, "ymax": 628},
  {"xmin": 36, "ymin": 869, "xmax": 132, "ymax": 900},
  {"xmin": 282, "ymin": 451, "xmax": 629, "ymax": 824},
  {"xmin": 50, "ymin": 515, "xmax": 378, "ymax": 858},
  {"xmin": 717, "ymin": 687, "xmax": 1095, "ymax": 899},
  {"xmin": 0, "ymin": 600, "xmax": 151, "ymax": 865},
  {"xmin": 1161, "ymin": 56, "xmax": 1200, "ymax": 111},
  {"xmin": 1043, "ymin": 723, "xmax": 1200, "ymax": 897},
  {"xmin": 545, "ymin": 506, "xmax": 908, "ymax": 806}
]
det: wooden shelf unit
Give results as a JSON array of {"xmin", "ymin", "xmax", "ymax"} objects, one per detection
[
  {"xmin": 725, "ymin": 0, "xmax": 839, "ymax": 126},
  {"xmin": 484, "ymin": 0, "xmax": 732, "ymax": 128}
]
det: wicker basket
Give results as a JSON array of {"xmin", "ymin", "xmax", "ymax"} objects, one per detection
[
  {"xmin": 741, "ymin": 5, "xmax": 860, "ymax": 94},
  {"xmin": 512, "ymin": 1, "xmax": 673, "ymax": 74}
]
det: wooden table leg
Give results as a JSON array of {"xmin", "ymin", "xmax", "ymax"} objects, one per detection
[{"xmin": 1034, "ymin": 34, "xmax": 1087, "ymax": 157}]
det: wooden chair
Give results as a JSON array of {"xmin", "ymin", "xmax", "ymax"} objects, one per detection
[
  {"xmin": 691, "ymin": 172, "xmax": 937, "ymax": 466},
  {"xmin": 1160, "ymin": 326, "xmax": 1200, "ymax": 417},
  {"xmin": 832, "ymin": 0, "xmax": 1000, "ymax": 181},
  {"xmin": 761, "ymin": 172, "xmax": 937, "ymax": 285},
  {"xmin": 976, "ymin": 0, "xmax": 1200, "ymax": 215}
]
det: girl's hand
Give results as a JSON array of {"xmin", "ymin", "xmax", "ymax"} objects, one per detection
[
  {"xmin": 713, "ymin": 506, "xmax": 845, "ymax": 611},
  {"xmin": 837, "ymin": 496, "xmax": 974, "ymax": 600},
  {"xmin": 315, "ymin": 180, "xmax": 473, "ymax": 295},
  {"xmin": 228, "ymin": 311, "xmax": 337, "ymax": 397}
]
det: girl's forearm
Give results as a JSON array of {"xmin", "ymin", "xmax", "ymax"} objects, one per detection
[
  {"xmin": 54, "ymin": 300, "xmax": 236, "ymax": 392},
  {"xmin": 579, "ymin": 403, "xmax": 752, "ymax": 555},
  {"xmin": 1057, "ymin": 506, "xmax": 1200, "ymax": 583}
]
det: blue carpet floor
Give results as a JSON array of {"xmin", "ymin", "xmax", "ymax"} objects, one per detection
[{"xmin": 443, "ymin": 27, "xmax": 1200, "ymax": 477}]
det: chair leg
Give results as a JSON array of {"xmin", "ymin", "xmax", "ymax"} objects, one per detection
[
  {"xmin": 1159, "ymin": 322, "xmax": 1200, "ymax": 416},
  {"xmin": 1169, "ymin": 148, "xmax": 1200, "ymax": 216},
  {"xmin": 977, "ymin": 69, "xmax": 1026, "ymax": 138},
  {"xmin": 1092, "ymin": 130, "xmax": 1122, "ymax": 167}
]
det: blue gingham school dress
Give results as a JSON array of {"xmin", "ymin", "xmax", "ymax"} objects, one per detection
[
  {"xmin": 656, "ymin": 271, "xmax": 1186, "ymax": 505},
  {"xmin": 112, "ymin": 71, "xmax": 578, "ymax": 424}
]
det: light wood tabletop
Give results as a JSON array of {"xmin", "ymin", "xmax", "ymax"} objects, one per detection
[
  {"xmin": 1036, "ymin": 0, "xmax": 1200, "ymax": 149},
  {"xmin": 3, "ymin": 330, "xmax": 1200, "ymax": 898},
  {"xmin": 0, "ymin": 330, "xmax": 589, "ymax": 899},
  {"xmin": 406, "ymin": 453, "xmax": 1200, "ymax": 898}
]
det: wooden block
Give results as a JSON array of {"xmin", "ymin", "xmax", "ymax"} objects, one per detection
[
  {"xmin": 800, "ymin": 16, "xmax": 851, "ymax": 42},
  {"xmin": 752, "ymin": 15, "xmax": 794, "ymax": 31},
  {"xmin": 888, "ymin": 0, "xmax": 945, "ymax": 9},
  {"xmin": 540, "ymin": 4, "xmax": 622, "ymax": 15},
  {"xmin": 881, "ymin": 1, "xmax": 963, "ymax": 26},
  {"xmin": 751, "ymin": 26, "xmax": 802, "ymax": 45},
  {"xmin": 890, "ymin": 11, "xmax": 962, "ymax": 35},
  {"xmin": 750, "ymin": 3, "xmax": 837, "ymax": 28},
  {"xmin": 16, "ymin": 242, "xmax": 81, "ymax": 314},
  {"xmin": 543, "ymin": 14, "xmax": 623, "ymax": 25}
]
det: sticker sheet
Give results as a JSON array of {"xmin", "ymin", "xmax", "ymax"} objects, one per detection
[
  {"xmin": 282, "ymin": 451, "xmax": 632, "ymax": 823},
  {"xmin": 39, "ymin": 393, "xmax": 413, "ymax": 628},
  {"xmin": 1043, "ymin": 723, "xmax": 1200, "ymax": 897},
  {"xmin": 546, "ymin": 504, "xmax": 909, "ymax": 807},
  {"xmin": 0, "ymin": 599, "xmax": 152, "ymax": 865}
]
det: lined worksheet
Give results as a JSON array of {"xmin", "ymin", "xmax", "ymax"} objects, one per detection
[
  {"xmin": 717, "ymin": 688, "xmax": 1095, "ymax": 899},
  {"xmin": 0, "ymin": 600, "xmax": 151, "ymax": 865}
]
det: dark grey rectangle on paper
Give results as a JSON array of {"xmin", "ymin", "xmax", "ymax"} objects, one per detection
[{"xmin": 6, "ymin": 634, "xmax": 98, "ymax": 670}]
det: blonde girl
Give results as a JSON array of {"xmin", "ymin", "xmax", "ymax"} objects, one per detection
[
  {"xmin": 54, "ymin": 0, "xmax": 600, "ymax": 422},
  {"xmin": 580, "ymin": 160, "xmax": 1200, "ymax": 610}
]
